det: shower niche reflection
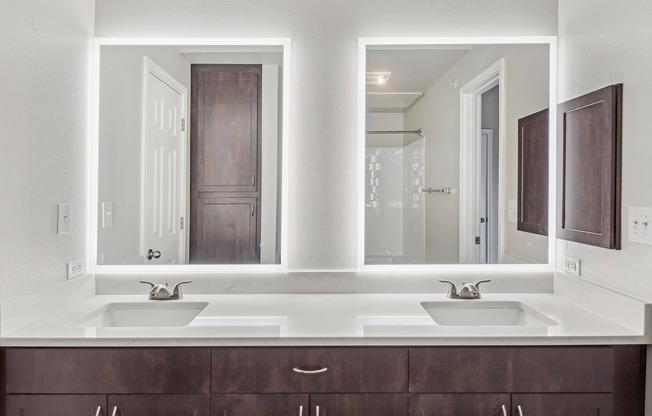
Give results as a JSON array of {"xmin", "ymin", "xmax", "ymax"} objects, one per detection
[{"xmin": 362, "ymin": 40, "xmax": 554, "ymax": 266}]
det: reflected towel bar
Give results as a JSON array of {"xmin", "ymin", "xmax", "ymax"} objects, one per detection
[
  {"xmin": 366, "ymin": 129, "xmax": 423, "ymax": 137},
  {"xmin": 422, "ymin": 187, "xmax": 452, "ymax": 194}
]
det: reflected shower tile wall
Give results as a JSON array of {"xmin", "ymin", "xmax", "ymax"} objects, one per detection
[{"xmin": 402, "ymin": 138, "xmax": 425, "ymax": 264}]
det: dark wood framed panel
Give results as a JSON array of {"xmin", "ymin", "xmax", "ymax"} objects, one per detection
[
  {"xmin": 311, "ymin": 394, "xmax": 408, "ymax": 416},
  {"xmin": 108, "ymin": 395, "xmax": 210, "ymax": 416},
  {"xmin": 409, "ymin": 394, "xmax": 510, "ymax": 416},
  {"xmin": 557, "ymin": 84, "xmax": 622, "ymax": 249},
  {"xmin": 191, "ymin": 64, "xmax": 261, "ymax": 193},
  {"xmin": 192, "ymin": 197, "xmax": 259, "ymax": 264},
  {"xmin": 6, "ymin": 395, "xmax": 106, "ymax": 416},
  {"xmin": 512, "ymin": 394, "xmax": 613, "ymax": 416},
  {"xmin": 211, "ymin": 347, "xmax": 408, "ymax": 393},
  {"xmin": 4, "ymin": 348, "xmax": 211, "ymax": 394},
  {"xmin": 211, "ymin": 394, "xmax": 309, "ymax": 416},
  {"xmin": 518, "ymin": 108, "xmax": 549, "ymax": 236}
]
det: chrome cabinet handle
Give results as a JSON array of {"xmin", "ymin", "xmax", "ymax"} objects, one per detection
[
  {"xmin": 95, "ymin": 406, "xmax": 102, "ymax": 416},
  {"xmin": 517, "ymin": 405, "xmax": 524, "ymax": 416},
  {"xmin": 315, "ymin": 405, "xmax": 320, "ymax": 416},
  {"xmin": 501, "ymin": 405, "xmax": 507, "ymax": 416},
  {"xmin": 111, "ymin": 406, "xmax": 118, "ymax": 416},
  {"xmin": 292, "ymin": 367, "xmax": 328, "ymax": 374},
  {"xmin": 299, "ymin": 405, "xmax": 303, "ymax": 416}
]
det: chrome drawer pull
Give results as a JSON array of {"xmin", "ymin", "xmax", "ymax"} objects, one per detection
[
  {"xmin": 111, "ymin": 406, "xmax": 118, "ymax": 416},
  {"xmin": 299, "ymin": 405, "xmax": 303, "ymax": 416},
  {"xmin": 517, "ymin": 405, "xmax": 524, "ymax": 416},
  {"xmin": 315, "ymin": 405, "xmax": 320, "ymax": 416},
  {"xmin": 501, "ymin": 405, "xmax": 507, "ymax": 416},
  {"xmin": 293, "ymin": 366, "xmax": 328, "ymax": 374},
  {"xmin": 95, "ymin": 406, "xmax": 102, "ymax": 416}
]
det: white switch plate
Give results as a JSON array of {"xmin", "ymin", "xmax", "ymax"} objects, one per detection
[
  {"xmin": 102, "ymin": 202, "xmax": 113, "ymax": 228},
  {"xmin": 57, "ymin": 204, "xmax": 71, "ymax": 234},
  {"xmin": 628, "ymin": 206, "xmax": 652, "ymax": 245},
  {"xmin": 564, "ymin": 256, "xmax": 581, "ymax": 276},
  {"xmin": 67, "ymin": 259, "xmax": 85, "ymax": 279},
  {"xmin": 507, "ymin": 200, "xmax": 518, "ymax": 223}
]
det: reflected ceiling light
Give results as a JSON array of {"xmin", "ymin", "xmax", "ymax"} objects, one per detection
[{"xmin": 366, "ymin": 71, "xmax": 392, "ymax": 85}]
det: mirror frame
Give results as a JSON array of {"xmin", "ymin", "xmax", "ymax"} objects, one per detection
[
  {"xmin": 89, "ymin": 37, "xmax": 291, "ymax": 274},
  {"xmin": 357, "ymin": 36, "xmax": 557, "ymax": 272}
]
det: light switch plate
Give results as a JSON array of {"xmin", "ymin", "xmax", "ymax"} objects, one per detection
[
  {"xmin": 508, "ymin": 200, "xmax": 518, "ymax": 223},
  {"xmin": 102, "ymin": 202, "xmax": 113, "ymax": 228},
  {"xmin": 57, "ymin": 204, "xmax": 71, "ymax": 234},
  {"xmin": 628, "ymin": 206, "xmax": 652, "ymax": 245}
]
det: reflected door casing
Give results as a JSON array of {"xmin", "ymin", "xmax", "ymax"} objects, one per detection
[
  {"xmin": 557, "ymin": 84, "xmax": 622, "ymax": 249},
  {"xmin": 190, "ymin": 64, "xmax": 262, "ymax": 264}
]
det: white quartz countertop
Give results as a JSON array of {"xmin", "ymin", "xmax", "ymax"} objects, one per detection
[{"xmin": 2, "ymin": 292, "xmax": 649, "ymax": 346}]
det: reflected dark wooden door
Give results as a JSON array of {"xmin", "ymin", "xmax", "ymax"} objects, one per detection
[{"xmin": 190, "ymin": 64, "xmax": 262, "ymax": 264}]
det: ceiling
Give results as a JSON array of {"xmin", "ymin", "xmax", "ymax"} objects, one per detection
[{"xmin": 366, "ymin": 47, "xmax": 470, "ymax": 112}]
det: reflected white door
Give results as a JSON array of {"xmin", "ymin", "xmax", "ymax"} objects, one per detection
[{"xmin": 143, "ymin": 68, "xmax": 186, "ymax": 264}]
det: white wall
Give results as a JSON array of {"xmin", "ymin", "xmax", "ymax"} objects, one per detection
[
  {"xmin": 404, "ymin": 44, "xmax": 550, "ymax": 264},
  {"xmin": 0, "ymin": 0, "xmax": 94, "ymax": 301},
  {"xmin": 557, "ymin": 0, "xmax": 652, "ymax": 301},
  {"xmin": 95, "ymin": 0, "xmax": 557, "ymax": 270}
]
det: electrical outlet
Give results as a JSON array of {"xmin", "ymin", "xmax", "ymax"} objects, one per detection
[
  {"xmin": 97, "ymin": 253, "xmax": 105, "ymax": 265},
  {"xmin": 563, "ymin": 256, "xmax": 581, "ymax": 276},
  {"xmin": 67, "ymin": 259, "xmax": 85, "ymax": 279},
  {"xmin": 629, "ymin": 206, "xmax": 652, "ymax": 245}
]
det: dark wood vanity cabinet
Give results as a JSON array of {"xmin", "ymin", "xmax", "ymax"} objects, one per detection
[{"xmin": 1, "ymin": 346, "xmax": 645, "ymax": 416}]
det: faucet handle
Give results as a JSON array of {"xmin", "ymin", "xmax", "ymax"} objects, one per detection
[
  {"xmin": 171, "ymin": 280, "xmax": 192, "ymax": 298},
  {"xmin": 139, "ymin": 280, "xmax": 157, "ymax": 289},
  {"xmin": 439, "ymin": 280, "xmax": 459, "ymax": 298},
  {"xmin": 473, "ymin": 279, "xmax": 491, "ymax": 290}
]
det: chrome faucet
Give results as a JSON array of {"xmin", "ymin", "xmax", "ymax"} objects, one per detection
[
  {"xmin": 439, "ymin": 279, "xmax": 491, "ymax": 299},
  {"xmin": 139, "ymin": 280, "xmax": 192, "ymax": 300}
]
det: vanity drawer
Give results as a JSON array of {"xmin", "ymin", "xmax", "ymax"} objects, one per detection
[
  {"xmin": 4, "ymin": 348, "xmax": 211, "ymax": 394},
  {"xmin": 211, "ymin": 347, "xmax": 408, "ymax": 393},
  {"xmin": 410, "ymin": 346, "xmax": 624, "ymax": 393}
]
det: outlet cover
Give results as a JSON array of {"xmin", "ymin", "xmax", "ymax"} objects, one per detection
[
  {"xmin": 563, "ymin": 256, "xmax": 581, "ymax": 276},
  {"xmin": 508, "ymin": 200, "xmax": 518, "ymax": 223},
  {"xmin": 97, "ymin": 253, "xmax": 105, "ymax": 265},
  {"xmin": 67, "ymin": 259, "xmax": 85, "ymax": 279}
]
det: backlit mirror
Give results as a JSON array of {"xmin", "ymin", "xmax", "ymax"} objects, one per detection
[
  {"xmin": 360, "ymin": 38, "xmax": 555, "ymax": 267},
  {"xmin": 91, "ymin": 39, "xmax": 289, "ymax": 270}
]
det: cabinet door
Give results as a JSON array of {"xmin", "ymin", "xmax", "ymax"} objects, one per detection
[
  {"xmin": 212, "ymin": 394, "xmax": 308, "ymax": 416},
  {"xmin": 311, "ymin": 394, "xmax": 407, "ymax": 416},
  {"xmin": 410, "ymin": 394, "xmax": 510, "ymax": 416},
  {"xmin": 6, "ymin": 395, "xmax": 106, "ymax": 416},
  {"xmin": 512, "ymin": 394, "xmax": 612, "ymax": 416},
  {"xmin": 192, "ymin": 197, "xmax": 259, "ymax": 263},
  {"xmin": 108, "ymin": 395, "xmax": 209, "ymax": 416},
  {"xmin": 518, "ymin": 108, "xmax": 549, "ymax": 236}
]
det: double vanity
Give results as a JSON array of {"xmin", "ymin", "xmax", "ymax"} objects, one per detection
[{"xmin": 0, "ymin": 272, "xmax": 649, "ymax": 415}]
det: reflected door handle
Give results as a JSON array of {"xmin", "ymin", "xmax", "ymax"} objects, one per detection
[
  {"xmin": 293, "ymin": 366, "xmax": 328, "ymax": 374},
  {"xmin": 501, "ymin": 405, "xmax": 507, "ymax": 416},
  {"xmin": 298, "ymin": 405, "xmax": 303, "ymax": 416},
  {"xmin": 95, "ymin": 406, "xmax": 102, "ymax": 416},
  {"xmin": 147, "ymin": 249, "xmax": 161, "ymax": 260},
  {"xmin": 111, "ymin": 406, "xmax": 118, "ymax": 416},
  {"xmin": 315, "ymin": 405, "xmax": 320, "ymax": 416},
  {"xmin": 517, "ymin": 405, "xmax": 524, "ymax": 416}
]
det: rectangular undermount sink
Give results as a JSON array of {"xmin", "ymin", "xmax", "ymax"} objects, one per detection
[
  {"xmin": 71, "ymin": 302, "xmax": 209, "ymax": 327},
  {"xmin": 421, "ymin": 301, "xmax": 558, "ymax": 326}
]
